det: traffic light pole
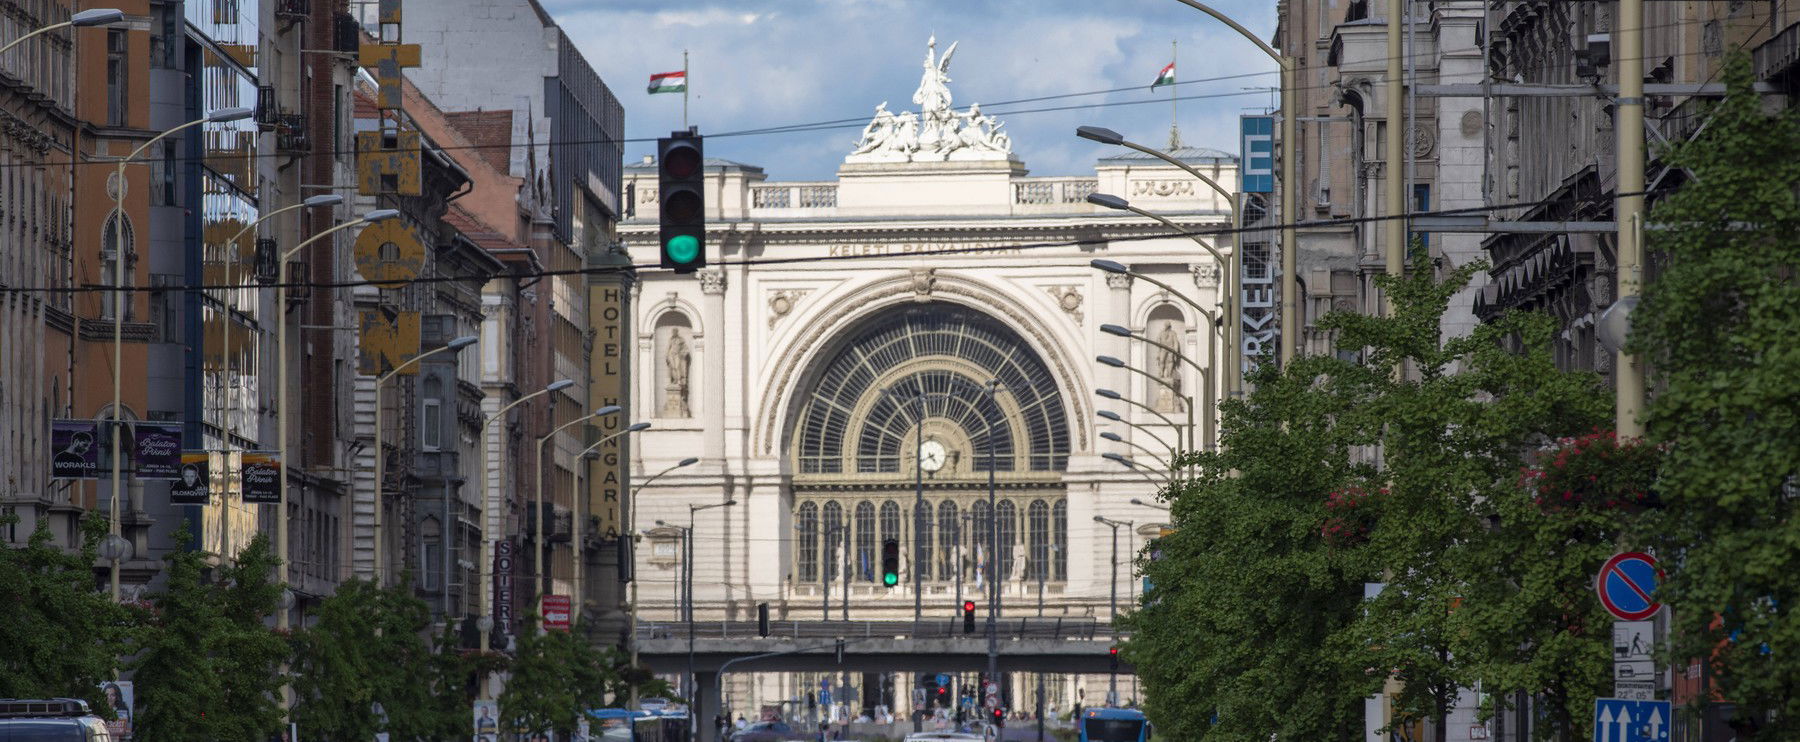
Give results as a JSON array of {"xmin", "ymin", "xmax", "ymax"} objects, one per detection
[
  {"xmin": 913, "ymin": 394, "xmax": 924, "ymax": 734},
  {"xmin": 986, "ymin": 380, "xmax": 999, "ymax": 715}
]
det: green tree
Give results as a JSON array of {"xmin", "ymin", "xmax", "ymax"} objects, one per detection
[
  {"xmin": 500, "ymin": 615, "xmax": 621, "ymax": 737},
  {"xmin": 132, "ymin": 530, "xmax": 287, "ymax": 741},
  {"xmin": 1633, "ymin": 54, "xmax": 1800, "ymax": 734},
  {"xmin": 0, "ymin": 513, "xmax": 139, "ymax": 715}
]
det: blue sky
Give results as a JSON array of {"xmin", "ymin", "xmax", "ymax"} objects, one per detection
[{"xmin": 541, "ymin": 0, "xmax": 1280, "ymax": 180}]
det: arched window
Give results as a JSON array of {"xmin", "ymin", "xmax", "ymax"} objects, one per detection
[
  {"xmin": 797, "ymin": 502, "xmax": 818, "ymax": 582},
  {"xmin": 854, "ymin": 501, "xmax": 875, "ymax": 582},
  {"xmin": 970, "ymin": 500, "xmax": 992, "ymax": 585},
  {"xmin": 1028, "ymin": 500, "xmax": 1050, "ymax": 580},
  {"xmin": 880, "ymin": 500, "xmax": 901, "ymax": 546},
  {"xmin": 100, "ymin": 210, "xmax": 135, "ymax": 321},
  {"xmin": 996, "ymin": 500, "xmax": 1017, "ymax": 581},
  {"xmin": 937, "ymin": 501, "xmax": 959, "ymax": 581},
  {"xmin": 914, "ymin": 500, "xmax": 933, "ymax": 582},
  {"xmin": 1053, "ymin": 499, "xmax": 1068, "ymax": 581},
  {"xmin": 822, "ymin": 501, "xmax": 843, "ymax": 582}
]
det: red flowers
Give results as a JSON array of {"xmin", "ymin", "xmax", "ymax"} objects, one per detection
[
  {"xmin": 1522, "ymin": 430, "xmax": 1662, "ymax": 512},
  {"xmin": 1321, "ymin": 486, "xmax": 1381, "ymax": 547}
]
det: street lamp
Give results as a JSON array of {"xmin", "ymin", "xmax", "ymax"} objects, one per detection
[
  {"xmin": 1088, "ymin": 193, "xmax": 1238, "ymax": 394},
  {"xmin": 372, "ymin": 333, "xmax": 476, "ymax": 585},
  {"xmin": 1166, "ymin": 0, "xmax": 1298, "ymax": 366},
  {"xmin": 1096, "ymin": 409, "xmax": 1174, "ymax": 458},
  {"xmin": 534, "ymin": 405, "xmax": 622, "ymax": 599},
  {"xmin": 1103, "ymin": 452, "xmax": 1169, "ymax": 485},
  {"xmin": 1100, "ymin": 432, "xmax": 1168, "ymax": 472},
  {"xmin": 570, "ymin": 421, "xmax": 652, "ymax": 623},
  {"xmin": 1089, "ymin": 257, "xmax": 1238, "ymax": 407},
  {"xmin": 0, "ymin": 8, "xmax": 124, "ymax": 56},
  {"xmin": 1097, "ymin": 354, "xmax": 1193, "ymax": 452},
  {"xmin": 474, "ymin": 378, "xmax": 575, "ymax": 656},
  {"xmin": 1093, "ymin": 515, "xmax": 1133, "ymax": 705},
  {"xmin": 678, "ymin": 498, "xmax": 736, "ymax": 738},
  {"xmin": 626, "ymin": 456, "xmax": 699, "ymax": 707},
  {"xmin": 1128, "ymin": 498, "xmax": 1170, "ymax": 512},
  {"xmin": 106, "ymin": 106, "xmax": 255, "ymax": 604},
  {"xmin": 1094, "ymin": 388, "xmax": 1183, "ymax": 457},
  {"xmin": 1101, "ymin": 323, "xmax": 1217, "ymax": 451}
]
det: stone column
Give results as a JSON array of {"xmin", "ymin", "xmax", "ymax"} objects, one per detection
[
  {"xmin": 698, "ymin": 269, "xmax": 727, "ymax": 466},
  {"xmin": 1104, "ymin": 272, "xmax": 1134, "ymax": 456}
]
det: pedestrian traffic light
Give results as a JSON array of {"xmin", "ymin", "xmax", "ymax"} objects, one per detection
[
  {"xmin": 963, "ymin": 600, "xmax": 976, "ymax": 634},
  {"xmin": 757, "ymin": 601, "xmax": 770, "ymax": 637},
  {"xmin": 881, "ymin": 538, "xmax": 900, "ymax": 587},
  {"xmin": 991, "ymin": 706, "xmax": 1005, "ymax": 727},
  {"xmin": 1110, "ymin": 645, "xmax": 1120, "ymax": 671},
  {"xmin": 657, "ymin": 129, "xmax": 705, "ymax": 273}
]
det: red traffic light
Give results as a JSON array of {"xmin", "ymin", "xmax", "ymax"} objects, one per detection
[
  {"xmin": 992, "ymin": 708, "xmax": 1004, "ymax": 719},
  {"xmin": 1109, "ymin": 646, "xmax": 1120, "ymax": 656},
  {"xmin": 963, "ymin": 600, "xmax": 975, "ymax": 612}
]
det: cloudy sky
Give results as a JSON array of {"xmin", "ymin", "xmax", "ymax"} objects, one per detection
[{"xmin": 541, "ymin": 0, "xmax": 1280, "ymax": 180}]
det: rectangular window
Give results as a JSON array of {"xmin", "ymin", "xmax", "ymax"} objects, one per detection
[
  {"xmin": 150, "ymin": 275, "xmax": 184, "ymax": 343},
  {"xmin": 106, "ymin": 30, "xmax": 127, "ymax": 127},
  {"xmin": 421, "ymin": 399, "xmax": 442, "ymax": 451},
  {"xmin": 150, "ymin": 141, "xmax": 177, "ymax": 206},
  {"xmin": 1412, "ymin": 184, "xmax": 1431, "ymax": 251},
  {"xmin": 213, "ymin": 0, "xmax": 238, "ymax": 24}
]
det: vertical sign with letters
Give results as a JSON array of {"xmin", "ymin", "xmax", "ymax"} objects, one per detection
[{"xmin": 588, "ymin": 276, "xmax": 629, "ymax": 542}]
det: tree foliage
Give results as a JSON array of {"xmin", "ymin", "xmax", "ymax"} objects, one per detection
[
  {"xmin": 1129, "ymin": 256, "xmax": 1617, "ymax": 740},
  {"xmin": 1634, "ymin": 55, "xmax": 1800, "ymax": 733},
  {"xmin": 0, "ymin": 513, "xmax": 138, "ymax": 715},
  {"xmin": 500, "ymin": 615, "xmax": 628, "ymax": 737},
  {"xmin": 131, "ymin": 530, "xmax": 288, "ymax": 742}
]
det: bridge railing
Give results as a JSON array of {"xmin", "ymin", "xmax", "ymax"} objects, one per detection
[{"xmin": 634, "ymin": 616, "xmax": 1118, "ymax": 642}]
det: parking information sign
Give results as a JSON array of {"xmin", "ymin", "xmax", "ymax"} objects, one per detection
[
  {"xmin": 1613, "ymin": 620, "xmax": 1655, "ymax": 700},
  {"xmin": 1594, "ymin": 698, "xmax": 1671, "ymax": 742}
]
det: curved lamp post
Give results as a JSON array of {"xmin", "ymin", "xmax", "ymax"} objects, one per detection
[
  {"xmin": 534, "ymin": 405, "xmax": 622, "ymax": 598},
  {"xmin": 1090, "ymin": 257, "xmax": 1239, "ymax": 407},
  {"xmin": 1088, "ymin": 193, "xmax": 1238, "ymax": 395},
  {"xmin": 677, "ymin": 498, "xmax": 737, "ymax": 737},
  {"xmin": 1095, "ymin": 388, "xmax": 1183, "ymax": 458},
  {"xmin": 1103, "ymin": 452, "xmax": 1168, "ymax": 488},
  {"xmin": 108, "ymin": 106, "xmax": 255, "ymax": 603},
  {"xmin": 626, "ymin": 456, "xmax": 699, "ymax": 707},
  {"xmin": 0, "ymin": 8, "xmax": 123, "ymax": 56},
  {"xmin": 1096, "ymin": 355, "xmax": 1192, "ymax": 453},
  {"xmin": 372, "ymin": 334, "xmax": 477, "ymax": 585},
  {"xmin": 1093, "ymin": 514, "xmax": 1135, "ymax": 704},
  {"xmin": 1100, "ymin": 432, "xmax": 1169, "ymax": 473},
  {"xmin": 1128, "ymin": 497, "xmax": 1171, "ymax": 512},
  {"xmin": 570, "ymin": 421, "xmax": 652, "ymax": 623},
  {"xmin": 473, "ymin": 378, "xmax": 575, "ymax": 657},
  {"xmin": 1167, "ymin": 0, "xmax": 1298, "ymax": 366},
  {"xmin": 1096, "ymin": 409, "xmax": 1174, "ymax": 459},
  {"xmin": 1101, "ymin": 323, "xmax": 1216, "ymax": 451}
]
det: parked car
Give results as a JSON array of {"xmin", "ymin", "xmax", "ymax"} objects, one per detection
[
  {"xmin": 0, "ymin": 699, "xmax": 114, "ymax": 742},
  {"xmin": 727, "ymin": 720, "xmax": 798, "ymax": 741}
]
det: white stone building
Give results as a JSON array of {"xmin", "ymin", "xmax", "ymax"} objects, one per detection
[{"xmin": 620, "ymin": 39, "xmax": 1239, "ymax": 718}]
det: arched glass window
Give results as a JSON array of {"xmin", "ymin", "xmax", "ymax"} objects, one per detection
[
  {"xmin": 996, "ymin": 500, "xmax": 1017, "ymax": 581},
  {"xmin": 797, "ymin": 502, "xmax": 818, "ymax": 582},
  {"xmin": 914, "ymin": 500, "xmax": 933, "ymax": 582},
  {"xmin": 937, "ymin": 501, "xmax": 959, "ymax": 581},
  {"xmin": 1053, "ymin": 499, "xmax": 1068, "ymax": 581},
  {"xmin": 1028, "ymin": 500, "xmax": 1050, "ymax": 580},
  {"xmin": 100, "ymin": 211, "xmax": 135, "ymax": 321},
  {"xmin": 854, "ymin": 501, "xmax": 875, "ymax": 582},
  {"xmin": 880, "ymin": 500, "xmax": 901, "ymax": 546},
  {"xmin": 822, "ymin": 501, "xmax": 843, "ymax": 582},
  {"xmin": 970, "ymin": 500, "xmax": 992, "ymax": 585}
]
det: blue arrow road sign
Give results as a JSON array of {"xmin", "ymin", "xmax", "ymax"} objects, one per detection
[
  {"xmin": 1594, "ymin": 698, "xmax": 1671, "ymax": 742},
  {"xmin": 937, "ymin": 673, "xmax": 951, "ymax": 687}
]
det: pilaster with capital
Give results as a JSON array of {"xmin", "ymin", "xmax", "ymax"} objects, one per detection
[
  {"xmin": 1103, "ymin": 269, "xmax": 1134, "ymax": 457},
  {"xmin": 698, "ymin": 269, "xmax": 727, "ymax": 464}
]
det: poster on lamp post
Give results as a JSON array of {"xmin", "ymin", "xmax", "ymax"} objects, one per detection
[
  {"xmin": 132, "ymin": 423, "xmax": 184, "ymax": 479},
  {"xmin": 169, "ymin": 453, "xmax": 212, "ymax": 504},
  {"xmin": 50, "ymin": 419, "xmax": 100, "ymax": 480},
  {"xmin": 241, "ymin": 453, "xmax": 281, "ymax": 504}
]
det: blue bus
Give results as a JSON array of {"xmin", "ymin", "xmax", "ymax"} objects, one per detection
[
  {"xmin": 588, "ymin": 708, "xmax": 691, "ymax": 742},
  {"xmin": 1079, "ymin": 707, "xmax": 1152, "ymax": 742}
]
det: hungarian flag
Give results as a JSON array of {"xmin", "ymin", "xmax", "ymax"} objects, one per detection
[
  {"xmin": 1151, "ymin": 61, "xmax": 1175, "ymax": 89},
  {"xmin": 648, "ymin": 70, "xmax": 686, "ymax": 94}
]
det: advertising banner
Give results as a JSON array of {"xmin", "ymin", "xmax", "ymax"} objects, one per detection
[
  {"xmin": 50, "ymin": 419, "xmax": 100, "ymax": 480},
  {"xmin": 99, "ymin": 680, "xmax": 132, "ymax": 740},
  {"xmin": 241, "ymin": 453, "xmax": 280, "ymax": 504},
  {"xmin": 472, "ymin": 700, "xmax": 499, "ymax": 742},
  {"xmin": 494, "ymin": 540, "xmax": 515, "ymax": 638},
  {"xmin": 170, "ymin": 452, "xmax": 212, "ymax": 504},
  {"xmin": 132, "ymin": 423, "xmax": 183, "ymax": 480}
]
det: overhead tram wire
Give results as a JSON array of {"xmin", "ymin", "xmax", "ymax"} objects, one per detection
[
  {"xmin": 0, "ymin": 21, "xmax": 1727, "ymax": 172},
  {"xmin": 1, "ymin": 187, "xmax": 1682, "ymax": 297}
]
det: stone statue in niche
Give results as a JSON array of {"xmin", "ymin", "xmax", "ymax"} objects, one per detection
[
  {"xmin": 1152, "ymin": 321, "xmax": 1185, "ymax": 413},
  {"xmin": 663, "ymin": 328, "xmax": 692, "ymax": 418}
]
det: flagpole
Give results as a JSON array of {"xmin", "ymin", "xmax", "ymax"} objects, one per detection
[
  {"xmin": 1170, "ymin": 39, "xmax": 1179, "ymax": 149},
  {"xmin": 682, "ymin": 48, "xmax": 689, "ymax": 130}
]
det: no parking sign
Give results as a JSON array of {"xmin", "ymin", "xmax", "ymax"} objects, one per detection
[{"xmin": 1596, "ymin": 552, "xmax": 1664, "ymax": 621}]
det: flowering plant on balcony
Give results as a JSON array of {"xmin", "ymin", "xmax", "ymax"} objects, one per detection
[
  {"xmin": 1520, "ymin": 430, "xmax": 1662, "ymax": 512},
  {"xmin": 1321, "ymin": 485, "xmax": 1383, "ymax": 547}
]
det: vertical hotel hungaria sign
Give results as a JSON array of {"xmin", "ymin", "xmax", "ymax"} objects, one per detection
[{"xmin": 589, "ymin": 269, "xmax": 629, "ymax": 541}]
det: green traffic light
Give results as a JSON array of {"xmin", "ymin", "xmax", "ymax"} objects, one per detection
[
  {"xmin": 665, "ymin": 234, "xmax": 700, "ymax": 265},
  {"xmin": 882, "ymin": 573, "xmax": 898, "ymax": 587}
]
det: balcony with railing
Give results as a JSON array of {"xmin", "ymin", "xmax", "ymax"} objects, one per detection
[
  {"xmin": 1012, "ymin": 177, "xmax": 1098, "ymax": 213},
  {"xmin": 749, "ymin": 182, "xmax": 838, "ymax": 216}
]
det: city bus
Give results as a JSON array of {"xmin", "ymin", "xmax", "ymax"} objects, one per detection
[
  {"xmin": 1079, "ymin": 707, "xmax": 1152, "ymax": 742},
  {"xmin": 588, "ymin": 707, "xmax": 692, "ymax": 742}
]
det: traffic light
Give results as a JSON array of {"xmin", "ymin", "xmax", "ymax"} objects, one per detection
[
  {"xmin": 991, "ymin": 706, "xmax": 1005, "ymax": 728},
  {"xmin": 757, "ymin": 602, "xmax": 770, "ymax": 637},
  {"xmin": 1110, "ymin": 645, "xmax": 1121, "ymax": 672},
  {"xmin": 881, "ymin": 538, "xmax": 900, "ymax": 587},
  {"xmin": 657, "ymin": 129, "xmax": 705, "ymax": 272},
  {"xmin": 963, "ymin": 600, "xmax": 976, "ymax": 634}
]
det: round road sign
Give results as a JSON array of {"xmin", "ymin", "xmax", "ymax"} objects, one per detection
[{"xmin": 1596, "ymin": 551, "xmax": 1664, "ymax": 621}]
